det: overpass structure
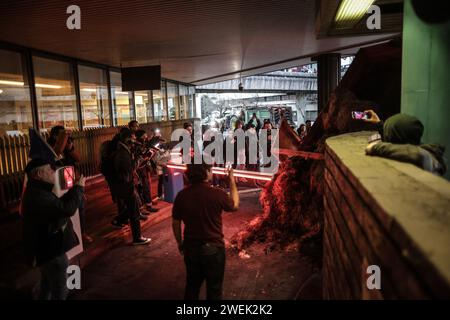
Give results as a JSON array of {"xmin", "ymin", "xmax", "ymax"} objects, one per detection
[{"xmin": 195, "ymin": 71, "xmax": 317, "ymax": 94}]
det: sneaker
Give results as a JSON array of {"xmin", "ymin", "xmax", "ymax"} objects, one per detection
[
  {"xmin": 139, "ymin": 214, "xmax": 148, "ymax": 221},
  {"xmin": 140, "ymin": 209, "xmax": 151, "ymax": 216},
  {"xmin": 147, "ymin": 207, "xmax": 159, "ymax": 213},
  {"xmin": 132, "ymin": 237, "xmax": 151, "ymax": 246},
  {"xmin": 111, "ymin": 220, "xmax": 126, "ymax": 229}
]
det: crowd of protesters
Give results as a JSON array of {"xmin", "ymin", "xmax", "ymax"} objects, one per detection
[
  {"xmin": 19, "ymin": 110, "xmax": 301, "ymax": 300},
  {"xmin": 203, "ymin": 112, "xmax": 276, "ymax": 173},
  {"xmin": 21, "ymin": 118, "xmax": 241, "ymax": 300},
  {"xmin": 20, "ymin": 107, "xmax": 447, "ymax": 301},
  {"xmin": 99, "ymin": 120, "xmax": 168, "ymax": 244}
]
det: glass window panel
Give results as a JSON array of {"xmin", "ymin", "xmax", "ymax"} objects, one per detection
[
  {"xmin": 135, "ymin": 91, "xmax": 153, "ymax": 124},
  {"xmin": 110, "ymin": 71, "xmax": 133, "ymax": 126},
  {"xmin": 78, "ymin": 65, "xmax": 110, "ymax": 128},
  {"xmin": 179, "ymin": 84, "xmax": 188, "ymax": 120},
  {"xmin": 167, "ymin": 81, "xmax": 179, "ymax": 120},
  {"xmin": 153, "ymin": 80, "xmax": 167, "ymax": 122},
  {"xmin": 33, "ymin": 56, "xmax": 78, "ymax": 131},
  {"xmin": 188, "ymin": 86, "xmax": 196, "ymax": 118},
  {"xmin": 341, "ymin": 55, "xmax": 355, "ymax": 79},
  {"xmin": 0, "ymin": 49, "xmax": 32, "ymax": 135}
]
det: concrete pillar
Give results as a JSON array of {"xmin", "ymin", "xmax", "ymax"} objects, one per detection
[
  {"xmin": 401, "ymin": 0, "xmax": 450, "ymax": 180},
  {"xmin": 295, "ymin": 92, "xmax": 309, "ymax": 125},
  {"xmin": 312, "ymin": 53, "xmax": 341, "ymax": 112}
]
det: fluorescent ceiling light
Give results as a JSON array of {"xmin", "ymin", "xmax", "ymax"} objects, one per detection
[
  {"xmin": 115, "ymin": 91, "xmax": 130, "ymax": 95},
  {"xmin": 82, "ymin": 88, "xmax": 97, "ymax": 92},
  {"xmin": 0, "ymin": 80, "xmax": 62, "ymax": 89},
  {"xmin": 0, "ymin": 89, "xmax": 3, "ymax": 94},
  {"xmin": 35, "ymin": 83, "xmax": 62, "ymax": 89},
  {"xmin": 334, "ymin": 0, "xmax": 375, "ymax": 29},
  {"xmin": 0, "ymin": 80, "xmax": 24, "ymax": 86}
]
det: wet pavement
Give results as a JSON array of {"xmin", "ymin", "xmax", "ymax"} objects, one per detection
[{"xmin": 73, "ymin": 190, "xmax": 321, "ymax": 300}]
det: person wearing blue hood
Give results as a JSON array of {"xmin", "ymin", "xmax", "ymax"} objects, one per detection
[{"xmin": 362, "ymin": 110, "xmax": 446, "ymax": 176}]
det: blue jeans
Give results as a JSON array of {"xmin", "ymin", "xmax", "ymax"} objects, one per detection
[{"xmin": 37, "ymin": 254, "xmax": 69, "ymax": 300}]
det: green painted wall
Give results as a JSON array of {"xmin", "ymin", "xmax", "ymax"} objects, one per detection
[{"xmin": 401, "ymin": 0, "xmax": 450, "ymax": 179}]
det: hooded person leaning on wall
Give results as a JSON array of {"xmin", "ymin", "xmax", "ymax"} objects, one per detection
[{"xmin": 363, "ymin": 111, "xmax": 447, "ymax": 176}]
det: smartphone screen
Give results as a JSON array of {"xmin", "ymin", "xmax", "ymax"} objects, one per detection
[{"xmin": 352, "ymin": 111, "xmax": 367, "ymax": 120}]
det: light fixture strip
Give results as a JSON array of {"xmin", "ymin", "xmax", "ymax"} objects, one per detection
[
  {"xmin": 0, "ymin": 80, "xmax": 61, "ymax": 89},
  {"xmin": 335, "ymin": 0, "xmax": 376, "ymax": 28},
  {"xmin": 0, "ymin": 80, "xmax": 25, "ymax": 86}
]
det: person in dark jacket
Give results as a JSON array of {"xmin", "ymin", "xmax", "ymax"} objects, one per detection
[
  {"xmin": 128, "ymin": 120, "xmax": 140, "ymax": 134},
  {"xmin": 47, "ymin": 125, "xmax": 92, "ymax": 244},
  {"xmin": 110, "ymin": 127, "xmax": 151, "ymax": 245},
  {"xmin": 363, "ymin": 111, "xmax": 446, "ymax": 176},
  {"xmin": 22, "ymin": 158, "xmax": 85, "ymax": 300},
  {"xmin": 246, "ymin": 113, "xmax": 262, "ymax": 133},
  {"xmin": 47, "ymin": 126, "xmax": 81, "ymax": 166},
  {"xmin": 134, "ymin": 129, "xmax": 159, "ymax": 213}
]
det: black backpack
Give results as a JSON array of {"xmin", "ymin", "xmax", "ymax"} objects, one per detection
[{"xmin": 99, "ymin": 140, "xmax": 116, "ymax": 180}]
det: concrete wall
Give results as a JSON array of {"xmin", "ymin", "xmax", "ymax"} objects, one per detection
[
  {"xmin": 401, "ymin": 0, "xmax": 450, "ymax": 179},
  {"xmin": 323, "ymin": 132, "xmax": 450, "ymax": 299}
]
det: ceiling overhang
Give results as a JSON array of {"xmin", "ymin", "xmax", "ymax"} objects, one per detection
[{"xmin": 0, "ymin": 0, "xmax": 403, "ymax": 85}]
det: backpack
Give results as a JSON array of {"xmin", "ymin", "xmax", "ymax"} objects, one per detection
[{"xmin": 99, "ymin": 140, "xmax": 116, "ymax": 180}]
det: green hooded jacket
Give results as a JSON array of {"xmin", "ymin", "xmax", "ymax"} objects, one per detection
[{"xmin": 367, "ymin": 114, "xmax": 447, "ymax": 176}]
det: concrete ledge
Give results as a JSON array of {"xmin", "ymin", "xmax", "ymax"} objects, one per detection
[{"xmin": 324, "ymin": 131, "xmax": 450, "ymax": 299}]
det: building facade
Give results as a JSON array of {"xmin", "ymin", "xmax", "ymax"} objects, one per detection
[{"xmin": 0, "ymin": 42, "xmax": 196, "ymax": 136}]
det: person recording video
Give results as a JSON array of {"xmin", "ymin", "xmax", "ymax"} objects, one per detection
[
  {"xmin": 47, "ymin": 125, "xmax": 91, "ymax": 244},
  {"xmin": 134, "ymin": 129, "xmax": 159, "ymax": 213},
  {"xmin": 22, "ymin": 158, "xmax": 85, "ymax": 300},
  {"xmin": 110, "ymin": 127, "xmax": 151, "ymax": 245},
  {"xmin": 47, "ymin": 125, "xmax": 80, "ymax": 166},
  {"xmin": 356, "ymin": 110, "xmax": 446, "ymax": 176},
  {"xmin": 172, "ymin": 164, "xmax": 239, "ymax": 300}
]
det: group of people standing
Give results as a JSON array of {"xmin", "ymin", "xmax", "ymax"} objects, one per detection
[
  {"xmin": 296, "ymin": 120, "xmax": 312, "ymax": 141},
  {"xmin": 20, "ymin": 115, "xmax": 251, "ymax": 301},
  {"xmin": 100, "ymin": 120, "xmax": 170, "ymax": 245},
  {"xmin": 209, "ymin": 112, "xmax": 275, "ymax": 173},
  {"xmin": 20, "ymin": 120, "xmax": 170, "ymax": 299}
]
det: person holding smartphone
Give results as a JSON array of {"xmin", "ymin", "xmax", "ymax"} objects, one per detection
[
  {"xmin": 47, "ymin": 126, "xmax": 91, "ymax": 244},
  {"xmin": 47, "ymin": 126, "xmax": 81, "ymax": 166},
  {"xmin": 172, "ymin": 164, "xmax": 239, "ymax": 300},
  {"xmin": 22, "ymin": 158, "xmax": 85, "ymax": 300},
  {"xmin": 359, "ymin": 110, "xmax": 446, "ymax": 176}
]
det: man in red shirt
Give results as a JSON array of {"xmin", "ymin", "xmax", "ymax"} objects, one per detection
[{"xmin": 172, "ymin": 164, "xmax": 239, "ymax": 300}]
